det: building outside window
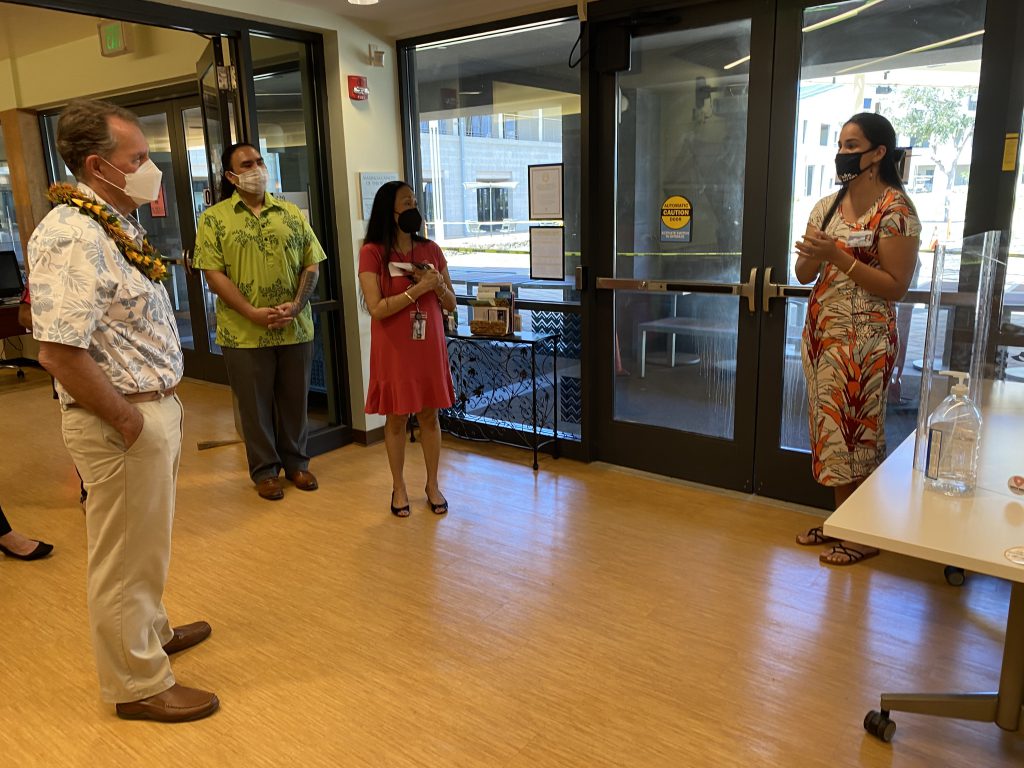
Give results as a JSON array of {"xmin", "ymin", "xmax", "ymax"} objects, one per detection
[
  {"xmin": 404, "ymin": 17, "xmax": 583, "ymax": 440},
  {"xmin": 405, "ymin": 18, "xmax": 581, "ymax": 304}
]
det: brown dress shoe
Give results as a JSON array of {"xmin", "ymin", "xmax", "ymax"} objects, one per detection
[
  {"xmin": 163, "ymin": 621, "xmax": 212, "ymax": 655},
  {"xmin": 256, "ymin": 477, "xmax": 284, "ymax": 500},
  {"xmin": 286, "ymin": 469, "xmax": 318, "ymax": 491},
  {"xmin": 116, "ymin": 683, "xmax": 220, "ymax": 722}
]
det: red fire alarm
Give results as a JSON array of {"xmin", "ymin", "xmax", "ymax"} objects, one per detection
[{"xmin": 348, "ymin": 75, "xmax": 369, "ymax": 101}]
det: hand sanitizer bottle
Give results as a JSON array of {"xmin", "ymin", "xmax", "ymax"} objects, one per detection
[{"xmin": 924, "ymin": 371, "xmax": 983, "ymax": 496}]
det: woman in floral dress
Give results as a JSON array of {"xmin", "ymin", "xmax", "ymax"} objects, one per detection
[{"xmin": 794, "ymin": 113, "xmax": 921, "ymax": 565}]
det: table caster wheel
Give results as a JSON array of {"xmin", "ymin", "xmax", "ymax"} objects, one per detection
[
  {"xmin": 864, "ymin": 710, "xmax": 896, "ymax": 742},
  {"xmin": 16, "ymin": 369, "xmax": 25, "ymax": 379},
  {"xmin": 944, "ymin": 565, "xmax": 966, "ymax": 586}
]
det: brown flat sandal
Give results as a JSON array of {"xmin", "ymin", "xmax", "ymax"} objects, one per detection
[{"xmin": 796, "ymin": 526, "xmax": 839, "ymax": 546}]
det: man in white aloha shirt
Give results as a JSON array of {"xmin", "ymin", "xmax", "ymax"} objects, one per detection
[{"xmin": 28, "ymin": 99, "xmax": 218, "ymax": 723}]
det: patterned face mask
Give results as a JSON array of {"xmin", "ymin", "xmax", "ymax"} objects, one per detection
[{"xmin": 834, "ymin": 149, "xmax": 872, "ymax": 184}]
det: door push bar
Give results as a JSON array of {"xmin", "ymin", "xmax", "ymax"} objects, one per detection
[
  {"xmin": 595, "ymin": 268, "xmax": 759, "ymax": 314},
  {"xmin": 761, "ymin": 267, "xmax": 811, "ymax": 313}
]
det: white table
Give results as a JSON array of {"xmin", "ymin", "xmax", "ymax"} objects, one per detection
[{"xmin": 824, "ymin": 380, "xmax": 1024, "ymax": 740}]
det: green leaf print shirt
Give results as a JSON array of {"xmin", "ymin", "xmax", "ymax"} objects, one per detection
[{"xmin": 193, "ymin": 192, "xmax": 327, "ymax": 348}]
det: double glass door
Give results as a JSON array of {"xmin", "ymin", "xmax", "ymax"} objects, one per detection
[
  {"xmin": 590, "ymin": 0, "xmax": 991, "ymax": 506},
  {"xmin": 134, "ymin": 98, "xmax": 226, "ymax": 383}
]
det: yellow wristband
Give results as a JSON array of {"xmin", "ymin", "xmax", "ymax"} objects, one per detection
[
  {"xmin": 845, "ymin": 259, "xmax": 859, "ymax": 276},
  {"xmin": 403, "ymin": 290, "xmax": 415, "ymax": 304}
]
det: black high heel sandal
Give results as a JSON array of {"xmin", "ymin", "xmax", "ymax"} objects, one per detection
[
  {"xmin": 390, "ymin": 492, "xmax": 410, "ymax": 518},
  {"xmin": 425, "ymin": 487, "xmax": 448, "ymax": 515}
]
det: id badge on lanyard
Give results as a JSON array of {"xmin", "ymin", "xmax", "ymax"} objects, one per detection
[{"xmin": 411, "ymin": 310, "xmax": 427, "ymax": 340}]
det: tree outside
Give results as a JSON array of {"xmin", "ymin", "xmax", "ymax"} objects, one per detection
[{"xmin": 890, "ymin": 86, "xmax": 977, "ymax": 239}]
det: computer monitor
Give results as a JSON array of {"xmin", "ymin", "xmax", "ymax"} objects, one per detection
[{"xmin": 0, "ymin": 249, "xmax": 25, "ymax": 301}]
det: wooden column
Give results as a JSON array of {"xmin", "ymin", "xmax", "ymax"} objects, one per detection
[{"xmin": 0, "ymin": 108, "xmax": 50, "ymax": 267}]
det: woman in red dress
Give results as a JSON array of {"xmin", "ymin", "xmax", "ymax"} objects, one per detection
[{"xmin": 358, "ymin": 181, "xmax": 457, "ymax": 517}]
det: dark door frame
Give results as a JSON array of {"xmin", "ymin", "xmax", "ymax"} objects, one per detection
[
  {"xmin": 582, "ymin": 0, "xmax": 777, "ymax": 492},
  {"xmin": 584, "ymin": 0, "xmax": 1024, "ymax": 505},
  {"xmin": 15, "ymin": 0, "xmax": 353, "ymax": 453}
]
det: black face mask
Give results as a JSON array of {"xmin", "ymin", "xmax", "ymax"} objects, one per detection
[
  {"xmin": 835, "ymin": 149, "xmax": 872, "ymax": 184},
  {"xmin": 397, "ymin": 208, "xmax": 423, "ymax": 234}
]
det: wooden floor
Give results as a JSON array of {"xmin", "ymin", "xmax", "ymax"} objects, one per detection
[{"xmin": 1, "ymin": 367, "xmax": 1022, "ymax": 767}]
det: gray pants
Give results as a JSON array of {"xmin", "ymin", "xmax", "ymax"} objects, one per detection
[{"xmin": 222, "ymin": 342, "xmax": 313, "ymax": 483}]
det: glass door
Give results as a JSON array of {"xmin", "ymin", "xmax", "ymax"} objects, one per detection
[
  {"xmin": 754, "ymin": 0, "xmax": 988, "ymax": 505},
  {"xmin": 591, "ymin": 1, "xmax": 771, "ymax": 492},
  {"xmin": 132, "ymin": 99, "xmax": 228, "ymax": 384},
  {"xmin": 589, "ymin": 0, "xmax": 994, "ymax": 505}
]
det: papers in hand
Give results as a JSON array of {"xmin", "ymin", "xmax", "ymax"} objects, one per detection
[{"xmin": 388, "ymin": 262, "xmax": 415, "ymax": 277}]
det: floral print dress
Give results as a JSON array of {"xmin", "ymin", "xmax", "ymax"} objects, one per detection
[{"xmin": 801, "ymin": 187, "xmax": 921, "ymax": 487}]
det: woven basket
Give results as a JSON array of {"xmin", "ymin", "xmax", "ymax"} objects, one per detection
[{"xmin": 469, "ymin": 319, "xmax": 509, "ymax": 337}]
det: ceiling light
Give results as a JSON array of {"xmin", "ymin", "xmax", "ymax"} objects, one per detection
[
  {"xmin": 836, "ymin": 29, "xmax": 984, "ymax": 74},
  {"xmin": 723, "ymin": 55, "xmax": 750, "ymax": 70},
  {"xmin": 802, "ymin": 0, "xmax": 885, "ymax": 33},
  {"xmin": 347, "ymin": 0, "xmax": 378, "ymax": 5}
]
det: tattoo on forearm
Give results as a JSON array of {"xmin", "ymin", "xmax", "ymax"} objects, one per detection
[{"xmin": 291, "ymin": 270, "xmax": 319, "ymax": 316}]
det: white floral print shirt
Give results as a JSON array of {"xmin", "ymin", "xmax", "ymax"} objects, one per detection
[{"xmin": 27, "ymin": 183, "xmax": 182, "ymax": 406}]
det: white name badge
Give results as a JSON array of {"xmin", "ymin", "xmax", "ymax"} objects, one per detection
[{"xmin": 845, "ymin": 230, "xmax": 874, "ymax": 248}]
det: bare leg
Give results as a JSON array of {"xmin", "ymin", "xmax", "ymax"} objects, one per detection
[
  {"xmin": 833, "ymin": 482, "xmax": 859, "ymax": 509},
  {"xmin": 384, "ymin": 414, "xmax": 409, "ymax": 508},
  {"xmin": 416, "ymin": 408, "xmax": 446, "ymax": 506},
  {"xmin": 821, "ymin": 479, "xmax": 879, "ymax": 564},
  {"xmin": 795, "ymin": 480, "xmax": 864, "ymax": 545}
]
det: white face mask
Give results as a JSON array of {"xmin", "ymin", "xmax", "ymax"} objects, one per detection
[
  {"xmin": 230, "ymin": 166, "xmax": 269, "ymax": 195},
  {"xmin": 99, "ymin": 157, "xmax": 163, "ymax": 206}
]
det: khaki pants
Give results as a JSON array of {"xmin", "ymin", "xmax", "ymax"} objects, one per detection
[{"xmin": 61, "ymin": 395, "xmax": 183, "ymax": 703}]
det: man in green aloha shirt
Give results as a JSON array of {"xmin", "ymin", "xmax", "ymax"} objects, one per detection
[{"xmin": 193, "ymin": 142, "xmax": 326, "ymax": 501}]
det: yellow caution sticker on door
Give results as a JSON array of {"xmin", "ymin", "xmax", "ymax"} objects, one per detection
[
  {"xmin": 1002, "ymin": 133, "xmax": 1019, "ymax": 172},
  {"xmin": 660, "ymin": 195, "xmax": 692, "ymax": 243}
]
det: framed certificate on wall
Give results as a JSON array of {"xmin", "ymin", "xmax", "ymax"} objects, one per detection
[
  {"xmin": 528, "ymin": 163, "xmax": 563, "ymax": 220},
  {"xmin": 530, "ymin": 226, "xmax": 565, "ymax": 281}
]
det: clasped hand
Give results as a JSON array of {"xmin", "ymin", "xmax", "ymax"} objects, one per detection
[
  {"xmin": 251, "ymin": 304, "xmax": 297, "ymax": 330},
  {"xmin": 794, "ymin": 229, "xmax": 843, "ymax": 266},
  {"xmin": 409, "ymin": 264, "xmax": 441, "ymax": 291}
]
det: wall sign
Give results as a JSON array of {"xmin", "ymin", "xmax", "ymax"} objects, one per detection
[{"xmin": 359, "ymin": 172, "xmax": 400, "ymax": 220}]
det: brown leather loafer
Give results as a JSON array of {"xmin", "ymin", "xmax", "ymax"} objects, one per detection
[
  {"xmin": 116, "ymin": 683, "xmax": 219, "ymax": 722},
  {"xmin": 286, "ymin": 469, "xmax": 318, "ymax": 491},
  {"xmin": 256, "ymin": 477, "xmax": 284, "ymax": 500},
  {"xmin": 163, "ymin": 621, "xmax": 212, "ymax": 655}
]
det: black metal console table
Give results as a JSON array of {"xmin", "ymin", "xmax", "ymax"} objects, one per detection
[{"xmin": 441, "ymin": 327, "xmax": 559, "ymax": 470}]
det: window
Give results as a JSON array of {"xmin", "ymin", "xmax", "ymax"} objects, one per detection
[
  {"xmin": 801, "ymin": 119, "xmax": 808, "ymax": 144},
  {"xmin": 464, "ymin": 115, "xmax": 493, "ymax": 138},
  {"xmin": 421, "ymin": 180, "xmax": 435, "ymax": 237},
  {"xmin": 502, "ymin": 114, "xmax": 518, "ymax": 140},
  {"xmin": 783, "ymin": 0, "xmax": 986, "ymax": 454},
  {"xmin": 405, "ymin": 18, "xmax": 581, "ymax": 304},
  {"xmin": 913, "ymin": 165, "xmax": 935, "ymax": 193},
  {"xmin": 0, "ymin": 131, "xmax": 21, "ymax": 262},
  {"xmin": 804, "ymin": 165, "xmax": 815, "ymax": 197}
]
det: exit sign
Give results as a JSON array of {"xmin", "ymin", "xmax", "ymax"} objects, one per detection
[{"xmin": 98, "ymin": 21, "xmax": 132, "ymax": 58}]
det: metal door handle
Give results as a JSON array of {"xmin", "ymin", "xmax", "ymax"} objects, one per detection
[
  {"xmin": 182, "ymin": 249, "xmax": 194, "ymax": 277},
  {"xmin": 762, "ymin": 267, "xmax": 811, "ymax": 313},
  {"xmin": 595, "ymin": 267, "xmax": 759, "ymax": 314}
]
